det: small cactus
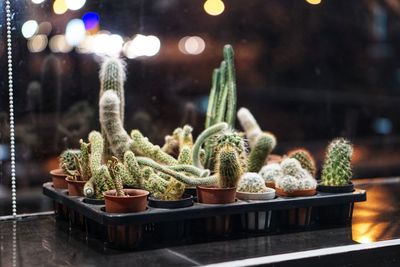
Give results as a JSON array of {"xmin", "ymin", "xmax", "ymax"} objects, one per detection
[
  {"xmin": 259, "ymin": 163, "xmax": 283, "ymax": 184},
  {"xmin": 59, "ymin": 149, "xmax": 81, "ymax": 173},
  {"xmin": 215, "ymin": 143, "xmax": 243, "ymax": 188},
  {"xmin": 108, "ymin": 158, "xmax": 126, "ymax": 197},
  {"xmin": 237, "ymin": 107, "xmax": 263, "ymax": 149},
  {"xmin": 275, "ymin": 158, "xmax": 317, "ymax": 192},
  {"xmin": 288, "ymin": 148, "xmax": 316, "ymax": 176},
  {"xmin": 247, "ymin": 133, "xmax": 276, "ymax": 172},
  {"xmin": 237, "ymin": 172, "xmax": 268, "ymax": 193},
  {"xmin": 321, "ymin": 138, "xmax": 353, "ymax": 186}
]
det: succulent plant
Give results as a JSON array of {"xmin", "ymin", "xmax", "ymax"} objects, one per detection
[
  {"xmin": 276, "ymin": 175, "xmax": 298, "ymax": 193},
  {"xmin": 59, "ymin": 149, "xmax": 81, "ymax": 173},
  {"xmin": 237, "ymin": 172, "xmax": 268, "ymax": 193},
  {"xmin": 321, "ymin": 138, "xmax": 353, "ymax": 186},
  {"xmin": 215, "ymin": 143, "xmax": 243, "ymax": 188},
  {"xmin": 237, "ymin": 107, "xmax": 263, "ymax": 149},
  {"xmin": 108, "ymin": 158, "xmax": 126, "ymax": 197},
  {"xmin": 288, "ymin": 148, "xmax": 316, "ymax": 176},
  {"xmin": 247, "ymin": 133, "xmax": 276, "ymax": 173},
  {"xmin": 275, "ymin": 158, "xmax": 317, "ymax": 192},
  {"xmin": 259, "ymin": 163, "xmax": 283, "ymax": 184},
  {"xmin": 63, "ymin": 140, "xmax": 91, "ymax": 181}
]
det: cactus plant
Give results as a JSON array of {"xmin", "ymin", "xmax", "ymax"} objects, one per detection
[
  {"xmin": 275, "ymin": 158, "xmax": 317, "ymax": 193},
  {"xmin": 59, "ymin": 149, "xmax": 81, "ymax": 173},
  {"xmin": 321, "ymin": 138, "xmax": 353, "ymax": 186},
  {"xmin": 237, "ymin": 172, "xmax": 268, "ymax": 193},
  {"xmin": 259, "ymin": 163, "xmax": 283, "ymax": 185},
  {"xmin": 288, "ymin": 148, "xmax": 316, "ymax": 176},
  {"xmin": 63, "ymin": 140, "xmax": 91, "ymax": 181},
  {"xmin": 237, "ymin": 107, "xmax": 263, "ymax": 149},
  {"xmin": 99, "ymin": 58, "xmax": 126, "ymax": 162},
  {"xmin": 107, "ymin": 159, "xmax": 126, "ymax": 197},
  {"xmin": 215, "ymin": 143, "xmax": 243, "ymax": 188},
  {"xmin": 247, "ymin": 133, "xmax": 276, "ymax": 173}
]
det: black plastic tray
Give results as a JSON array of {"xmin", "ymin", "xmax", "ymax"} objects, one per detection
[{"xmin": 43, "ymin": 182, "xmax": 366, "ymax": 226}]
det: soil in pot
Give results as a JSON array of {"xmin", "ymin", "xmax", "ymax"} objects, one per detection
[
  {"xmin": 50, "ymin": 169, "xmax": 68, "ymax": 189},
  {"xmin": 148, "ymin": 194, "xmax": 193, "ymax": 209},
  {"xmin": 66, "ymin": 177, "xmax": 86, "ymax": 196},
  {"xmin": 317, "ymin": 182, "xmax": 354, "ymax": 193},
  {"xmin": 104, "ymin": 189, "xmax": 149, "ymax": 213},
  {"xmin": 197, "ymin": 186, "xmax": 236, "ymax": 204},
  {"xmin": 276, "ymin": 187, "xmax": 316, "ymax": 197}
]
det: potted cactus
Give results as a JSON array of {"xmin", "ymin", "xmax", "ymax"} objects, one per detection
[
  {"xmin": 318, "ymin": 138, "xmax": 354, "ymax": 193},
  {"xmin": 50, "ymin": 149, "xmax": 80, "ymax": 189},
  {"xmin": 236, "ymin": 172, "xmax": 275, "ymax": 200}
]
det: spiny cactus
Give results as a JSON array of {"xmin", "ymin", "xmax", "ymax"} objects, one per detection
[
  {"xmin": 280, "ymin": 158, "xmax": 311, "ymax": 181},
  {"xmin": 130, "ymin": 130, "xmax": 177, "ymax": 165},
  {"xmin": 123, "ymin": 151, "xmax": 143, "ymax": 187},
  {"xmin": 259, "ymin": 163, "xmax": 283, "ymax": 184},
  {"xmin": 247, "ymin": 133, "xmax": 276, "ymax": 173},
  {"xmin": 215, "ymin": 143, "xmax": 243, "ymax": 188},
  {"xmin": 63, "ymin": 140, "xmax": 91, "ymax": 181},
  {"xmin": 99, "ymin": 90, "xmax": 133, "ymax": 160},
  {"xmin": 108, "ymin": 159, "xmax": 126, "ymax": 197},
  {"xmin": 321, "ymin": 138, "xmax": 353, "ymax": 186},
  {"xmin": 237, "ymin": 107, "xmax": 263, "ymax": 149},
  {"xmin": 275, "ymin": 158, "xmax": 317, "ymax": 192},
  {"xmin": 237, "ymin": 172, "xmax": 268, "ymax": 193},
  {"xmin": 99, "ymin": 58, "xmax": 126, "ymax": 162},
  {"xmin": 192, "ymin": 122, "xmax": 228, "ymax": 169},
  {"xmin": 161, "ymin": 127, "xmax": 182, "ymax": 156},
  {"xmin": 288, "ymin": 148, "xmax": 316, "ymax": 176},
  {"xmin": 59, "ymin": 149, "xmax": 81, "ymax": 173},
  {"xmin": 178, "ymin": 145, "xmax": 192, "ymax": 165},
  {"xmin": 179, "ymin": 125, "xmax": 193, "ymax": 148}
]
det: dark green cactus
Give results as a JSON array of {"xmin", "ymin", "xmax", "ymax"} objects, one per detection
[
  {"xmin": 288, "ymin": 148, "xmax": 316, "ymax": 176},
  {"xmin": 215, "ymin": 143, "xmax": 243, "ymax": 188},
  {"xmin": 321, "ymin": 138, "xmax": 353, "ymax": 186},
  {"xmin": 247, "ymin": 133, "xmax": 276, "ymax": 173}
]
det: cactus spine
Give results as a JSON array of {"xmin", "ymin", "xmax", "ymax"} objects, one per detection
[
  {"xmin": 247, "ymin": 133, "xmax": 276, "ymax": 173},
  {"xmin": 288, "ymin": 148, "xmax": 316, "ymax": 176},
  {"xmin": 215, "ymin": 143, "xmax": 243, "ymax": 188},
  {"xmin": 108, "ymin": 159, "xmax": 126, "ymax": 197},
  {"xmin": 321, "ymin": 138, "xmax": 353, "ymax": 186},
  {"xmin": 237, "ymin": 107, "xmax": 263, "ymax": 149}
]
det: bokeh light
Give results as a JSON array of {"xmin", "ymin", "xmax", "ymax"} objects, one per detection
[
  {"xmin": 21, "ymin": 20, "xmax": 38, "ymax": 39},
  {"xmin": 124, "ymin": 34, "xmax": 161, "ymax": 58},
  {"xmin": 82, "ymin": 12, "xmax": 100, "ymax": 30},
  {"xmin": 49, "ymin": 35, "xmax": 73, "ymax": 53},
  {"xmin": 28, "ymin": 34, "xmax": 48, "ymax": 53},
  {"xmin": 38, "ymin": 21, "xmax": 52, "ymax": 36},
  {"xmin": 32, "ymin": 0, "xmax": 45, "ymax": 4},
  {"xmin": 65, "ymin": 19, "xmax": 86, "ymax": 46},
  {"xmin": 306, "ymin": 0, "xmax": 322, "ymax": 5},
  {"xmin": 178, "ymin": 36, "xmax": 205, "ymax": 55},
  {"xmin": 53, "ymin": 0, "xmax": 68, "ymax": 15},
  {"xmin": 65, "ymin": 0, "xmax": 86, "ymax": 10},
  {"xmin": 204, "ymin": 0, "xmax": 225, "ymax": 16}
]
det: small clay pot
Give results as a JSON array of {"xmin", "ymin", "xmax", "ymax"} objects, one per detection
[
  {"xmin": 276, "ymin": 187, "xmax": 316, "ymax": 197},
  {"xmin": 196, "ymin": 186, "xmax": 236, "ymax": 204},
  {"xmin": 104, "ymin": 189, "xmax": 149, "ymax": 213},
  {"xmin": 317, "ymin": 182, "xmax": 354, "ymax": 193},
  {"xmin": 50, "ymin": 169, "xmax": 68, "ymax": 189},
  {"xmin": 266, "ymin": 181, "xmax": 275, "ymax": 189},
  {"xmin": 266, "ymin": 154, "xmax": 282, "ymax": 164},
  {"xmin": 66, "ymin": 177, "xmax": 86, "ymax": 196}
]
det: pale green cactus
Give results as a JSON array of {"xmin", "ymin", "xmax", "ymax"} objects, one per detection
[
  {"xmin": 123, "ymin": 151, "xmax": 142, "ymax": 187},
  {"xmin": 247, "ymin": 133, "xmax": 276, "ymax": 173},
  {"xmin": 215, "ymin": 143, "xmax": 243, "ymax": 188},
  {"xmin": 275, "ymin": 158, "xmax": 317, "ymax": 192},
  {"xmin": 259, "ymin": 163, "xmax": 282, "ymax": 184},
  {"xmin": 63, "ymin": 140, "xmax": 91, "ymax": 181},
  {"xmin": 237, "ymin": 107, "xmax": 263, "ymax": 149},
  {"xmin": 107, "ymin": 158, "xmax": 126, "ymax": 197},
  {"xmin": 321, "ymin": 138, "xmax": 353, "ymax": 186},
  {"xmin": 288, "ymin": 148, "xmax": 316, "ymax": 176},
  {"xmin": 178, "ymin": 145, "xmax": 192, "ymax": 165}
]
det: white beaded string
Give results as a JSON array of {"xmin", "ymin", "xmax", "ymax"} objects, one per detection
[{"xmin": 6, "ymin": 0, "xmax": 16, "ymax": 217}]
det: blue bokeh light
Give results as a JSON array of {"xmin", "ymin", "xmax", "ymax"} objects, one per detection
[
  {"xmin": 373, "ymin": 117, "xmax": 392, "ymax": 135},
  {"xmin": 82, "ymin": 12, "xmax": 99, "ymax": 30}
]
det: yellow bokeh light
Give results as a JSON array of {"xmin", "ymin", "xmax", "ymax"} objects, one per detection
[
  {"xmin": 204, "ymin": 0, "xmax": 225, "ymax": 16},
  {"xmin": 53, "ymin": 0, "xmax": 68, "ymax": 15},
  {"xmin": 306, "ymin": 0, "xmax": 322, "ymax": 5}
]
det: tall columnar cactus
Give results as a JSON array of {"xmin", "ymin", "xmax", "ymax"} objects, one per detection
[
  {"xmin": 130, "ymin": 130, "xmax": 178, "ymax": 165},
  {"xmin": 288, "ymin": 148, "xmax": 316, "ymax": 176},
  {"xmin": 59, "ymin": 149, "xmax": 81, "ymax": 173},
  {"xmin": 215, "ymin": 143, "xmax": 243, "ymax": 188},
  {"xmin": 99, "ymin": 58, "xmax": 126, "ymax": 162},
  {"xmin": 237, "ymin": 107, "xmax": 263, "ymax": 149},
  {"xmin": 247, "ymin": 133, "xmax": 276, "ymax": 173},
  {"xmin": 192, "ymin": 122, "xmax": 228, "ymax": 169},
  {"xmin": 99, "ymin": 90, "xmax": 133, "ymax": 160},
  {"xmin": 321, "ymin": 138, "xmax": 353, "ymax": 186}
]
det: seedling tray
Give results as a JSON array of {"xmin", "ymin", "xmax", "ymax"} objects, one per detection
[{"xmin": 43, "ymin": 182, "xmax": 366, "ymax": 225}]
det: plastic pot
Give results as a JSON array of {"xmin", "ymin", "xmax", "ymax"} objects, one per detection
[
  {"xmin": 50, "ymin": 169, "xmax": 68, "ymax": 189},
  {"xmin": 66, "ymin": 177, "xmax": 86, "ymax": 196},
  {"xmin": 103, "ymin": 189, "xmax": 149, "ymax": 213},
  {"xmin": 148, "ymin": 194, "xmax": 193, "ymax": 209},
  {"xmin": 197, "ymin": 186, "xmax": 236, "ymax": 204},
  {"xmin": 317, "ymin": 182, "xmax": 354, "ymax": 193},
  {"xmin": 236, "ymin": 188, "xmax": 275, "ymax": 201}
]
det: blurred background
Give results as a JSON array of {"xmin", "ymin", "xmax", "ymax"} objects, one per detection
[{"xmin": 1, "ymin": 0, "xmax": 400, "ymax": 215}]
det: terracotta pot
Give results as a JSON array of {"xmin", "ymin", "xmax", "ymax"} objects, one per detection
[
  {"xmin": 276, "ymin": 187, "xmax": 316, "ymax": 197},
  {"xmin": 104, "ymin": 189, "xmax": 149, "ymax": 213},
  {"xmin": 266, "ymin": 181, "xmax": 275, "ymax": 189},
  {"xmin": 50, "ymin": 169, "xmax": 68, "ymax": 189},
  {"xmin": 196, "ymin": 186, "xmax": 236, "ymax": 204},
  {"xmin": 66, "ymin": 177, "xmax": 86, "ymax": 196},
  {"xmin": 266, "ymin": 154, "xmax": 283, "ymax": 164}
]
